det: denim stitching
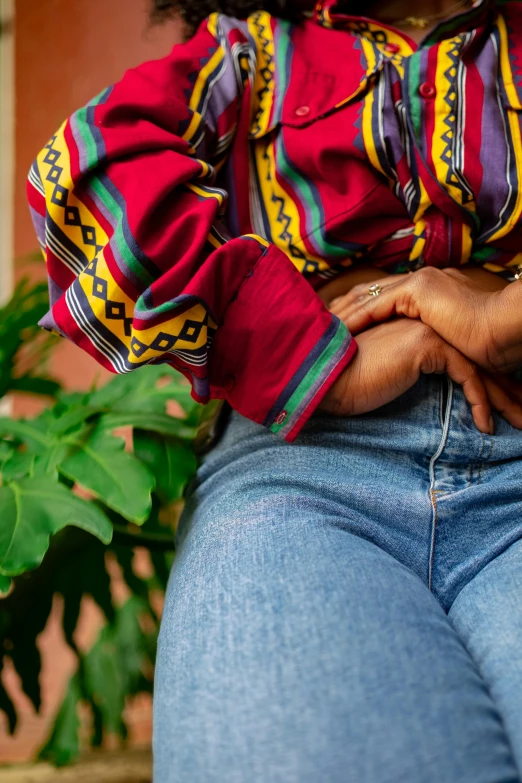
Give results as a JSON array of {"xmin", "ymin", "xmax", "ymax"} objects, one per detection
[
  {"xmin": 428, "ymin": 379, "xmax": 454, "ymax": 590},
  {"xmin": 475, "ymin": 423, "xmax": 495, "ymax": 484}
]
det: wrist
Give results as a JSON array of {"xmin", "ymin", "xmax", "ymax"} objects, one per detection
[
  {"xmin": 317, "ymin": 360, "xmax": 356, "ymax": 416},
  {"xmin": 495, "ymin": 282, "xmax": 522, "ymax": 334},
  {"xmin": 485, "ymin": 284, "xmax": 522, "ymax": 371},
  {"xmin": 502, "ymin": 275, "xmax": 522, "ymax": 310}
]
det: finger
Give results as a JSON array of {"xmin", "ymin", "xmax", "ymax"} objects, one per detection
[
  {"xmin": 331, "ymin": 301, "xmax": 368, "ymax": 326},
  {"xmin": 329, "ymin": 275, "xmax": 409, "ymax": 311},
  {"xmin": 489, "ymin": 372, "xmax": 522, "ymax": 404},
  {"xmin": 329, "ymin": 296, "xmax": 351, "ymax": 315},
  {"xmin": 341, "ymin": 281, "xmax": 415, "ymax": 334},
  {"xmin": 482, "ymin": 374, "xmax": 522, "ymax": 430},
  {"xmin": 329, "ymin": 298, "xmax": 370, "ymax": 331},
  {"xmin": 441, "ymin": 349, "xmax": 492, "ymax": 434}
]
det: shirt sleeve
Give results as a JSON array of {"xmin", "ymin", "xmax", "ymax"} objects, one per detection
[{"xmin": 26, "ymin": 13, "xmax": 356, "ymax": 443}]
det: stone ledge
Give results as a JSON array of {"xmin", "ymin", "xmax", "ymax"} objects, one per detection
[{"xmin": 0, "ymin": 747, "xmax": 152, "ymax": 783}]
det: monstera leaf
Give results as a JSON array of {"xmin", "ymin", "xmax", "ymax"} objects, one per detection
[
  {"xmin": 38, "ymin": 674, "xmax": 82, "ymax": 767},
  {"xmin": 59, "ymin": 427, "xmax": 155, "ymax": 523},
  {"xmin": 97, "ymin": 410, "xmax": 199, "ymax": 440},
  {"xmin": 133, "ymin": 429, "xmax": 197, "ymax": 504},
  {"xmin": 40, "ymin": 596, "xmax": 156, "ymax": 766},
  {"xmin": 0, "ymin": 574, "xmax": 11, "ymax": 596},
  {"xmin": 0, "ymin": 278, "xmax": 59, "ymax": 400},
  {"xmin": 0, "ymin": 477, "xmax": 113, "ymax": 576},
  {"xmin": 88, "ymin": 364, "xmax": 195, "ymax": 412}
]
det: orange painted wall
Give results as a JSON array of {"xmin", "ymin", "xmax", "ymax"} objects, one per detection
[{"xmin": 15, "ymin": 0, "xmax": 181, "ymax": 394}]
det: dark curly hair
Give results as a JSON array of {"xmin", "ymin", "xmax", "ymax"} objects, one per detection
[{"xmin": 151, "ymin": 0, "xmax": 305, "ymax": 32}]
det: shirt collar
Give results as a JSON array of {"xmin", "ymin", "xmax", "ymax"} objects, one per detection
[{"xmin": 314, "ymin": 0, "xmax": 494, "ymax": 43}]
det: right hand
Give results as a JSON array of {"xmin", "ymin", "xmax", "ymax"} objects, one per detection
[
  {"xmin": 331, "ymin": 266, "xmax": 522, "ymax": 374},
  {"xmin": 319, "ymin": 319, "xmax": 522, "ymax": 434}
]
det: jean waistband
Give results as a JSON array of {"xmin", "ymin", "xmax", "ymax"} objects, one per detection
[{"xmin": 209, "ymin": 373, "xmax": 521, "ymax": 468}]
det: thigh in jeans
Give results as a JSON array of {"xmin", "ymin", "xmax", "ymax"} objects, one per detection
[
  {"xmin": 429, "ymin": 380, "xmax": 522, "ymax": 771},
  {"xmin": 153, "ymin": 460, "xmax": 518, "ymax": 783},
  {"xmin": 449, "ymin": 540, "xmax": 522, "ymax": 773}
]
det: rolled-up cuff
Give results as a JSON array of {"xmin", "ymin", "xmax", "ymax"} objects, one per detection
[{"xmin": 208, "ymin": 242, "xmax": 357, "ymax": 442}]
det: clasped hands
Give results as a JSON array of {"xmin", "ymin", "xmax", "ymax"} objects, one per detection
[{"xmin": 320, "ymin": 267, "xmax": 522, "ymax": 434}]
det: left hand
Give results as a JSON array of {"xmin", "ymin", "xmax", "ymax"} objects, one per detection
[
  {"xmin": 330, "ymin": 267, "xmax": 522, "ymax": 374},
  {"xmin": 317, "ymin": 317, "xmax": 522, "ymax": 433}
]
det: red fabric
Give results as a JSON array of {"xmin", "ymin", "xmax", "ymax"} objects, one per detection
[{"xmin": 27, "ymin": 0, "xmax": 522, "ymax": 443}]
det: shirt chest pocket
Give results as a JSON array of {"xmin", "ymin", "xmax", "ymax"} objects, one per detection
[
  {"xmin": 248, "ymin": 23, "xmax": 383, "ymax": 141},
  {"xmin": 246, "ymin": 72, "xmax": 394, "ymax": 267}
]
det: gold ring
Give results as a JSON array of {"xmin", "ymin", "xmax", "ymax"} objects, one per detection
[
  {"xmin": 514, "ymin": 265, "xmax": 522, "ymax": 281},
  {"xmin": 368, "ymin": 283, "xmax": 382, "ymax": 297}
]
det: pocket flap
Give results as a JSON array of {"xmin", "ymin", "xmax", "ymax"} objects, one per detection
[{"xmin": 248, "ymin": 19, "xmax": 383, "ymax": 138}]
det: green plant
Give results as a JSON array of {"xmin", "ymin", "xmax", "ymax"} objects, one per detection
[
  {"xmin": 0, "ymin": 278, "xmax": 61, "ymax": 400},
  {"xmin": 0, "ymin": 279, "xmax": 206, "ymax": 764}
]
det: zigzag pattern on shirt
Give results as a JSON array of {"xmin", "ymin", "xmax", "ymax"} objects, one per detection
[
  {"xmin": 439, "ymin": 39, "xmax": 474, "ymax": 205},
  {"xmin": 504, "ymin": 12, "xmax": 522, "ymax": 91},
  {"xmin": 348, "ymin": 19, "xmax": 389, "ymax": 47},
  {"xmin": 178, "ymin": 43, "xmax": 223, "ymax": 141},
  {"xmin": 260, "ymin": 143, "xmax": 307, "ymax": 267},
  {"xmin": 250, "ymin": 12, "xmax": 275, "ymax": 138},
  {"xmin": 39, "ymin": 133, "xmax": 104, "ymax": 275}
]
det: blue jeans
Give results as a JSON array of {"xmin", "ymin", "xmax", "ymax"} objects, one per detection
[{"xmin": 153, "ymin": 375, "xmax": 522, "ymax": 782}]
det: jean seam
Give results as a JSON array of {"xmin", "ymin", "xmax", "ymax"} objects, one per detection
[
  {"xmin": 474, "ymin": 427, "xmax": 495, "ymax": 484},
  {"xmin": 476, "ymin": 433, "xmax": 486, "ymax": 484},
  {"xmin": 428, "ymin": 379, "xmax": 454, "ymax": 591}
]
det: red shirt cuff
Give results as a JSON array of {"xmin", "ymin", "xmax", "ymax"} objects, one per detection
[{"xmin": 208, "ymin": 242, "xmax": 357, "ymax": 442}]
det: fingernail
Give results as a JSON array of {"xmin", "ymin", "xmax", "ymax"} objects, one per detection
[
  {"xmin": 330, "ymin": 297, "xmax": 343, "ymax": 308},
  {"xmin": 489, "ymin": 416, "xmax": 495, "ymax": 436}
]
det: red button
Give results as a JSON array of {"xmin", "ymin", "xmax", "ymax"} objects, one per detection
[
  {"xmin": 384, "ymin": 43, "xmax": 401, "ymax": 54},
  {"xmin": 274, "ymin": 410, "xmax": 288, "ymax": 425},
  {"xmin": 419, "ymin": 82, "xmax": 436, "ymax": 99},
  {"xmin": 295, "ymin": 105, "xmax": 310, "ymax": 117}
]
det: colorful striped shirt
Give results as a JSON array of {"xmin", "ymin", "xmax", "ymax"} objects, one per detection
[{"xmin": 27, "ymin": 0, "xmax": 522, "ymax": 441}]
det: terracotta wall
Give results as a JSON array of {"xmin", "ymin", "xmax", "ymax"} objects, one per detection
[
  {"xmin": 15, "ymin": 0, "xmax": 181, "ymax": 393},
  {"xmin": 1, "ymin": 0, "xmax": 182, "ymax": 761}
]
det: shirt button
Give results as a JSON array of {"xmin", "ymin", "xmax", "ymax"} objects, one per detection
[
  {"xmin": 274, "ymin": 410, "xmax": 288, "ymax": 425},
  {"xmin": 419, "ymin": 82, "xmax": 436, "ymax": 99},
  {"xmin": 384, "ymin": 43, "xmax": 401, "ymax": 54},
  {"xmin": 295, "ymin": 105, "xmax": 310, "ymax": 117}
]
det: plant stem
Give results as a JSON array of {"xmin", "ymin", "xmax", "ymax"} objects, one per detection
[{"xmin": 111, "ymin": 524, "xmax": 175, "ymax": 552}]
